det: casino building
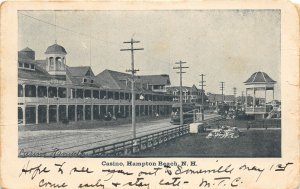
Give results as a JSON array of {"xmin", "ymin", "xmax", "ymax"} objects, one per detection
[{"xmin": 18, "ymin": 43, "xmax": 173, "ymax": 125}]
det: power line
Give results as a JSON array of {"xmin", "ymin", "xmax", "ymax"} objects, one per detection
[
  {"xmin": 120, "ymin": 38, "xmax": 144, "ymax": 139},
  {"xmin": 19, "ymin": 12, "xmax": 172, "ymax": 69},
  {"xmin": 19, "ymin": 12, "xmax": 118, "ymax": 46},
  {"xmin": 173, "ymin": 61, "xmax": 189, "ymax": 126}
]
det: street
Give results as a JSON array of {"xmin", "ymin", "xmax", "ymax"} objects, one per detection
[{"xmin": 19, "ymin": 114, "xmax": 220, "ymax": 155}]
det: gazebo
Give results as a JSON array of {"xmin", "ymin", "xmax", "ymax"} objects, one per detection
[{"xmin": 244, "ymin": 71, "xmax": 276, "ymax": 119}]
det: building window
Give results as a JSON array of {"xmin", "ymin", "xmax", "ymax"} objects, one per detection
[
  {"xmin": 49, "ymin": 57, "xmax": 54, "ymax": 71},
  {"xmin": 19, "ymin": 62, "xmax": 23, "ymax": 68},
  {"xmin": 56, "ymin": 57, "xmax": 64, "ymax": 70},
  {"xmin": 91, "ymin": 79, "xmax": 94, "ymax": 83},
  {"xmin": 24, "ymin": 63, "xmax": 30, "ymax": 68},
  {"xmin": 83, "ymin": 78, "xmax": 87, "ymax": 83},
  {"xmin": 30, "ymin": 64, "xmax": 35, "ymax": 69}
]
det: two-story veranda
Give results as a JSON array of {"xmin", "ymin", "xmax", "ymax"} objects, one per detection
[{"xmin": 18, "ymin": 45, "xmax": 173, "ymax": 125}]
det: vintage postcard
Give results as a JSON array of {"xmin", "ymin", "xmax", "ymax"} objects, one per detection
[{"xmin": 0, "ymin": 1, "xmax": 299, "ymax": 189}]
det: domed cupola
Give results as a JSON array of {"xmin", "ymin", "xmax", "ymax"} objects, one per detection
[
  {"xmin": 45, "ymin": 43, "xmax": 67, "ymax": 79},
  {"xmin": 45, "ymin": 44, "xmax": 67, "ymax": 55}
]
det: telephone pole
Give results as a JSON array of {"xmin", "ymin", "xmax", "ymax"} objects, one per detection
[
  {"xmin": 120, "ymin": 38, "xmax": 144, "ymax": 139},
  {"xmin": 233, "ymin": 87, "xmax": 237, "ymax": 110},
  {"xmin": 173, "ymin": 61, "xmax": 188, "ymax": 126},
  {"xmin": 241, "ymin": 91, "xmax": 244, "ymax": 110},
  {"xmin": 199, "ymin": 74, "xmax": 206, "ymax": 120},
  {"xmin": 220, "ymin": 82, "xmax": 225, "ymax": 110}
]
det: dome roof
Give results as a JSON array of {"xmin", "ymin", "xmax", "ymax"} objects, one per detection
[
  {"xmin": 21, "ymin": 47, "xmax": 34, "ymax": 52},
  {"xmin": 244, "ymin": 71, "xmax": 276, "ymax": 84},
  {"xmin": 45, "ymin": 43, "xmax": 67, "ymax": 55}
]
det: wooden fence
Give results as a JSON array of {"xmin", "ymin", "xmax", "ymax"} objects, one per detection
[{"xmin": 81, "ymin": 124, "xmax": 190, "ymax": 157}]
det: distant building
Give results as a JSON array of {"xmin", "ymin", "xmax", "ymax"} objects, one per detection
[
  {"xmin": 139, "ymin": 74, "xmax": 171, "ymax": 93},
  {"xmin": 166, "ymin": 85, "xmax": 206, "ymax": 104},
  {"xmin": 18, "ymin": 44, "xmax": 173, "ymax": 125},
  {"xmin": 207, "ymin": 93, "xmax": 235, "ymax": 108}
]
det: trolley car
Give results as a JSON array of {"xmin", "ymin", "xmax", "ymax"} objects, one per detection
[{"xmin": 170, "ymin": 103, "xmax": 198, "ymax": 124}]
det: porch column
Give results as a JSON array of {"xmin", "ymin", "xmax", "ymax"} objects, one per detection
[
  {"xmin": 22, "ymin": 84, "xmax": 25, "ymax": 97},
  {"xmin": 46, "ymin": 86, "xmax": 49, "ymax": 97},
  {"xmin": 66, "ymin": 88, "xmax": 69, "ymax": 103},
  {"xmin": 66, "ymin": 105, "xmax": 69, "ymax": 120},
  {"xmin": 46, "ymin": 105, "xmax": 49, "ymax": 124},
  {"xmin": 75, "ymin": 105, "xmax": 77, "ymax": 122},
  {"xmin": 105, "ymin": 105, "xmax": 108, "ymax": 113},
  {"xmin": 272, "ymin": 89, "xmax": 275, "ymax": 100},
  {"xmin": 245, "ymin": 89, "xmax": 247, "ymax": 109},
  {"xmin": 35, "ymin": 105, "xmax": 38, "ymax": 124},
  {"xmin": 23, "ymin": 106, "xmax": 26, "ymax": 125},
  {"xmin": 35, "ymin": 85, "xmax": 38, "ymax": 98},
  {"xmin": 91, "ymin": 105, "xmax": 94, "ymax": 120},
  {"xmin": 98, "ymin": 105, "xmax": 101, "ymax": 119},
  {"xmin": 83, "ymin": 105, "xmax": 85, "ymax": 121},
  {"xmin": 265, "ymin": 87, "xmax": 267, "ymax": 110},
  {"xmin": 56, "ymin": 105, "xmax": 59, "ymax": 123},
  {"xmin": 253, "ymin": 88, "xmax": 255, "ymax": 112}
]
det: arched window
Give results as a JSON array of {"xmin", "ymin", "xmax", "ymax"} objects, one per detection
[
  {"xmin": 56, "ymin": 57, "xmax": 64, "ymax": 70},
  {"xmin": 49, "ymin": 57, "xmax": 54, "ymax": 71}
]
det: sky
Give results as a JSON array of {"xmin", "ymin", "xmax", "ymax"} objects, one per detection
[{"xmin": 18, "ymin": 10, "xmax": 281, "ymax": 99}]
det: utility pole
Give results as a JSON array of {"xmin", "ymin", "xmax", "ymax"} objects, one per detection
[
  {"xmin": 220, "ymin": 82, "xmax": 225, "ymax": 111},
  {"xmin": 120, "ymin": 38, "xmax": 144, "ymax": 139},
  {"xmin": 241, "ymin": 91, "xmax": 244, "ymax": 110},
  {"xmin": 199, "ymin": 74, "xmax": 206, "ymax": 120},
  {"xmin": 173, "ymin": 61, "xmax": 188, "ymax": 126},
  {"xmin": 233, "ymin": 87, "xmax": 237, "ymax": 110}
]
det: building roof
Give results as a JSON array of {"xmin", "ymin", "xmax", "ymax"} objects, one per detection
[
  {"xmin": 21, "ymin": 47, "xmax": 34, "ymax": 52},
  {"xmin": 18, "ymin": 60, "xmax": 52, "ymax": 81},
  {"xmin": 18, "ymin": 47, "xmax": 35, "ymax": 60},
  {"xmin": 95, "ymin": 69, "xmax": 163, "ymax": 93},
  {"xmin": 95, "ymin": 69, "xmax": 129, "ymax": 90},
  {"xmin": 167, "ymin": 86, "xmax": 204, "ymax": 92},
  {"xmin": 139, "ymin": 74, "xmax": 170, "ymax": 85},
  {"xmin": 244, "ymin": 71, "xmax": 276, "ymax": 84},
  {"xmin": 45, "ymin": 43, "xmax": 67, "ymax": 55},
  {"xmin": 65, "ymin": 67, "xmax": 100, "ymax": 88},
  {"xmin": 68, "ymin": 66, "xmax": 94, "ymax": 77}
]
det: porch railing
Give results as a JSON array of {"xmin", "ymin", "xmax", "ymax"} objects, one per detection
[{"xmin": 19, "ymin": 97, "xmax": 174, "ymax": 106}]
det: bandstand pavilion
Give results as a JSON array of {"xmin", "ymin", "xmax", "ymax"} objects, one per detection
[{"xmin": 244, "ymin": 71, "xmax": 277, "ymax": 119}]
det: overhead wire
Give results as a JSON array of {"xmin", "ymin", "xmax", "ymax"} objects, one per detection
[{"xmin": 18, "ymin": 12, "xmax": 172, "ymax": 73}]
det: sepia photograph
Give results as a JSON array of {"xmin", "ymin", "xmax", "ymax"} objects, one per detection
[{"xmin": 17, "ymin": 10, "xmax": 281, "ymax": 158}]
